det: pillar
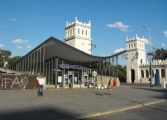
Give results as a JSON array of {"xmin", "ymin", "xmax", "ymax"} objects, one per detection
[
  {"xmin": 48, "ymin": 60, "xmax": 51, "ymax": 84},
  {"xmin": 55, "ymin": 57, "xmax": 58, "ymax": 88},
  {"xmin": 109, "ymin": 58, "xmax": 111, "ymax": 77},
  {"xmin": 112, "ymin": 57, "xmax": 115, "ymax": 77},
  {"xmin": 51, "ymin": 58, "xmax": 54, "ymax": 84},
  {"xmin": 39, "ymin": 48, "xmax": 42, "ymax": 73},
  {"xmin": 46, "ymin": 60, "xmax": 48, "ymax": 84},
  {"xmin": 165, "ymin": 66, "xmax": 167, "ymax": 82},
  {"xmin": 159, "ymin": 68, "xmax": 161, "ymax": 79},
  {"xmin": 62, "ymin": 69, "xmax": 65, "ymax": 89},
  {"xmin": 43, "ymin": 46, "xmax": 45, "ymax": 74},
  {"xmin": 116, "ymin": 56, "xmax": 118, "ymax": 78}
]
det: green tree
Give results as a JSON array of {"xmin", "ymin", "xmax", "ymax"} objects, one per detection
[
  {"xmin": 8, "ymin": 56, "xmax": 21, "ymax": 68},
  {"xmin": 153, "ymin": 48, "xmax": 167, "ymax": 60},
  {"xmin": 0, "ymin": 49, "xmax": 12, "ymax": 67},
  {"xmin": 0, "ymin": 49, "xmax": 22, "ymax": 68},
  {"xmin": 116, "ymin": 65, "xmax": 126, "ymax": 82},
  {"xmin": 101, "ymin": 64, "xmax": 126, "ymax": 82}
]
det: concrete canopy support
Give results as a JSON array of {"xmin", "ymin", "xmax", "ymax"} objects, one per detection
[
  {"xmin": 43, "ymin": 46, "xmax": 45, "ymax": 74},
  {"xmin": 112, "ymin": 58, "xmax": 115, "ymax": 77},
  {"xmin": 48, "ymin": 60, "xmax": 51, "ymax": 84},
  {"xmin": 116, "ymin": 56, "xmax": 118, "ymax": 78},
  {"xmin": 62, "ymin": 69, "xmax": 65, "ymax": 89},
  {"xmin": 109, "ymin": 58, "xmax": 111, "ymax": 77},
  {"xmin": 61, "ymin": 60, "xmax": 64, "ymax": 89},
  {"xmin": 46, "ymin": 60, "xmax": 48, "ymax": 84},
  {"xmin": 165, "ymin": 66, "xmax": 167, "ymax": 82},
  {"xmin": 39, "ymin": 48, "xmax": 42, "ymax": 73},
  {"xmin": 54, "ymin": 57, "xmax": 58, "ymax": 88},
  {"xmin": 33, "ymin": 53, "xmax": 35, "ymax": 74},
  {"xmin": 51, "ymin": 58, "xmax": 54, "ymax": 85}
]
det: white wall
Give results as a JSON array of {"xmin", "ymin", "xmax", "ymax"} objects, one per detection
[{"xmin": 65, "ymin": 18, "xmax": 92, "ymax": 54}]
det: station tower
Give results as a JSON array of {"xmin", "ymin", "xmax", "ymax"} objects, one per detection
[
  {"xmin": 65, "ymin": 17, "xmax": 92, "ymax": 54},
  {"xmin": 126, "ymin": 35, "xmax": 148, "ymax": 83}
]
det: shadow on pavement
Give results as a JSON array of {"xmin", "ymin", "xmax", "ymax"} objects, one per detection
[
  {"xmin": 131, "ymin": 87, "xmax": 167, "ymax": 99},
  {"xmin": 1, "ymin": 106, "xmax": 78, "ymax": 120}
]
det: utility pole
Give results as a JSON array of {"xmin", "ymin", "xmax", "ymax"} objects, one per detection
[
  {"xmin": 89, "ymin": 41, "xmax": 96, "ymax": 54},
  {"xmin": 143, "ymin": 25, "xmax": 155, "ymax": 87}
]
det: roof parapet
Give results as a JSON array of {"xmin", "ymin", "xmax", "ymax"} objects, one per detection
[
  {"xmin": 66, "ymin": 17, "xmax": 91, "ymax": 27},
  {"xmin": 126, "ymin": 34, "xmax": 149, "ymax": 44}
]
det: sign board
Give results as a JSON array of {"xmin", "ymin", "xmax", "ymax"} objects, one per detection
[
  {"xmin": 58, "ymin": 76, "xmax": 62, "ymax": 83},
  {"xmin": 92, "ymin": 71, "xmax": 97, "ymax": 77}
]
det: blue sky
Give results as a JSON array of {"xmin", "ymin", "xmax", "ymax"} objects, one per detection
[{"xmin": 0, "ymin": 0, "xmax": 167, "ymax": 57}]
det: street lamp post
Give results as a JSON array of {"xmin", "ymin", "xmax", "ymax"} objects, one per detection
[
  {"xmin": 143, "ymin": 25, "xmax": 155, "ymax": 87},
  {"xmin": 89, "ymin": 41, "xmax": 96, "ymax": 54}
]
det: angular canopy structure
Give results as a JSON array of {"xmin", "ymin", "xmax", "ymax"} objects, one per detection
[
  {"xmin": 23, "ymin": 36, "xmax": 126, "ymax": 62},
  {"xmin": 10, "ymin": 36, "xmax": 127, "ymax": 89}
]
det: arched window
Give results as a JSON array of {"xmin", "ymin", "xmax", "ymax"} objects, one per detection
[
  {"xmin": 78, "ymin": 28, "xmax": 80, "ymax": 34},
  {"xmin": 70, "ymin": 29, "xmax": 72, "ymax": 36},
  {"xmin": 146, "ymin": 70, "xmax": 149, "ymax": 78},
  {"xmin": 85, "ymin": 30, "xmax": 87, "ymax": 35},
  {"xmin": 73, "ymin": 28, "xmax": 75, "ymax": 36},
  {"xmin": 82, "ymin": 29, "xmax": 84, "ymax": 35},
  {"xmin": 141, "ymin": 70, "xmax": 144, "ymax": 78},
  {"xmin": 140, "ymin": 59, "xmax": 143, "ymax": 64},
  {"xmin": 68, "ymin": 30, "xmax": 70, "ymax": 37},
  {"xmin": 161, "ymin": 69, "xmax": 165, "ymax": 78}
]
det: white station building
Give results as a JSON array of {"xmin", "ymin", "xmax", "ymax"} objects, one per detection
[
  {"xmin": 8, "ymin": 17, "xmax": 167, "ymax": 89},
  {"xmin": 126, "ymin": 35, "xmax": 167, "ymax": 85}
]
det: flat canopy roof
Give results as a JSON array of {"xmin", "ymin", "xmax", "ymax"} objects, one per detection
[{"xmin": 23, "ymin": 37, "xmax": 127, "ymax": 62}]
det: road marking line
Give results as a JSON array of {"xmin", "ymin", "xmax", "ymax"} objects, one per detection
[{"xmin": 78, "ymin": 99, "xmax": 166, "ymax": 119}]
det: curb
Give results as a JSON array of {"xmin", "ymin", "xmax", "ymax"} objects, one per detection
[{"xmin": 78, "ymin": 99, "xmax": 166, "ymax": 119}]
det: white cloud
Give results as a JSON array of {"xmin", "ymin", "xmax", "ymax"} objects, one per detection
[
  {"xmin": 0, "ymin": 43, "xmax": 4, "ymax": 49},
  {"xmin": 16, "ymin": 45, "xmax": 23, "ymax": 49},
  {"xmin": 161, "ymin": 43, "xmax": 166, "ymax": 47},
  {"xmin": 12, "ymin": 39, "xmax": 24, "ymax": 44},
  {"xmin": 114, "ymin": 48, "xmax": 125, "ymax": 53},
  {"xmin": 8, "ymin": 18, "xmax": 16, "ymax": 22},
  {"xmin": 12, "ymin": 38, "xmax": 29, "ymax": 44},
  {"xmin": 107, "ymin": 21, "xmax": 130, "ymax": 31},
  {"xmin": 27, "ymin": 45, "xmax": 33, "ymax": 49},
  {"xmin": 163, "ymin": 30, "xmax": 167, "ymax": 38}
]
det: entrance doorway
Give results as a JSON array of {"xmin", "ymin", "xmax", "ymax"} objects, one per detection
[
  {"xmin": 84, "ymin": 75, "xmax": 88, "ymax": 86},
  {"xmin": 68, "ymin": 74, "xmax": 74, "ymax": 88},
  {"xmin": 131, "ymin": 69, "xmax": 135, "ymax": 83}
]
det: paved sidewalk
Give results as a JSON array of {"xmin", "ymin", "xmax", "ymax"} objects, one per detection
[{"xmin": 0, "ymin": 86, "xmax": 167, "ymax": 120}]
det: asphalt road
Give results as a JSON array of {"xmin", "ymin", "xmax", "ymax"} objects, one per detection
[
  {"xmin": 0, "ymin": 86, "xmax": 167, "ymax": 120},
  {"xmin": 85, "ymin": 101, "xmax": 167, "ymax": 120}
]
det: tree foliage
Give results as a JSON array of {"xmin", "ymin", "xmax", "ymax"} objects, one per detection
[
  {"xmin": 0, "ymin": 49, "xmax": 21, "ymax": 68},
  {"xmin": 0, "ymin": 49, "xmax": 11, "ymax": 58},
  {"xmin": 153, "ymin": 48, "xmax": 167, "ymax": 60},
  {"xmin": 0, "ymin": 49, "xmax": 12, "ymax": 67},
  {"xmin": 100, "ymin": 64, "xmax": 126, "ymax": 82},
  {"xmin": 8, "ymin": 56, "xmax": 22, "ymax": 67}
]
